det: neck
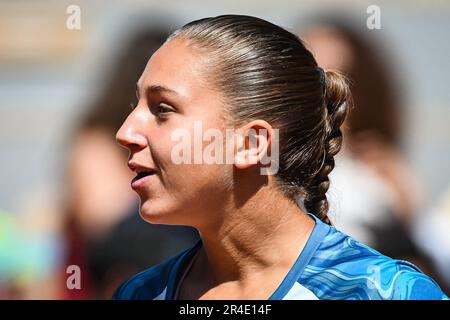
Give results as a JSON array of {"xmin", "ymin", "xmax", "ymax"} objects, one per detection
[{"xmin": 193, "ymin": 182, "xmax": 315, "ymax": 289}]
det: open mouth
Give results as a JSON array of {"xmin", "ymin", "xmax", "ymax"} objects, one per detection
[
  {"xmin": 133, "ymin": 171, "xmax": 157, "ymax": 182},
  {"xmin": 132, "ymin": 170, "xmax": 158, "ymax": 185}
]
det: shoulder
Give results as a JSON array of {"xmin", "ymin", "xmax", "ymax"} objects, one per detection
[
  {"xmin": 112, "ymin": 246, "xmax": 193, "ymax": 300},
  {"xmin": 386, "ymin": 261, "xmax": 448, "ymax": 300},
  {"xmin": 301, "ymin": 225, "xmax": 448, "ymax": 300}
]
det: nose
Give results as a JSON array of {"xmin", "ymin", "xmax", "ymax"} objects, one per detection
[{"xmin": 116, "ymin": 114, "xmax": 147, "ymax": 152}]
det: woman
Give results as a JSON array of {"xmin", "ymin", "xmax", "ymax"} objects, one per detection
[{"xmin": 113, "ymin": 15, "xmax": 448, "ymax": 300}]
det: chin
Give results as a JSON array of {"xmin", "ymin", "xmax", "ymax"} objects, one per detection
[{"xmin": 138, "ymin": 199, "xmax": 186, "ymax": 226}]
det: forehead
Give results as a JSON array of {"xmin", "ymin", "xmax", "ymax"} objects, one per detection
[{"xmin": 137, "ymin": 37, "xmax": 208, "ymax": 96}]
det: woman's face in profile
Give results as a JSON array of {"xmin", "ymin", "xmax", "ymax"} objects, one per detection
[{"xmin": 116, "ymin": 37, "xmax": 233, "ymax": 227}]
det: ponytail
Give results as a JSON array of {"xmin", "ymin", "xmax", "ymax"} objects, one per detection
[{"xmin": 304, "ymin": 69, "xmax": 351, "ymax": 225}]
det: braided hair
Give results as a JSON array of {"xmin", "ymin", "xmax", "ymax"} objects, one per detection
[{"xmin": 303, "ymin": 69, "xmax": 350, "ymax": 224}]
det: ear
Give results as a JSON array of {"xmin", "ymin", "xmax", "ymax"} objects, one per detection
[{"xmin": 234, "ymin": 120, "xmax": 273, "ymax": 170}]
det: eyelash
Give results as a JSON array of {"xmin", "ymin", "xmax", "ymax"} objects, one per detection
[
  {"xmin": 130, "ymin": 102, "xmax": 174, "ymax": 116},
  {"xmin": 153, "ymin": 104, "xmax": 173, "ymax": 115}
]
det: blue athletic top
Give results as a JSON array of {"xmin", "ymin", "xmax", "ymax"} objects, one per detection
[{"xmin": 112, "ymin": 214, "xmax": 448, "ymax": 300}]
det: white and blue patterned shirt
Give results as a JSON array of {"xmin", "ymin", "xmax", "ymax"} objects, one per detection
[{"xmin": 113, "ymin": 214, "xmax": 448, "ymax": 300}]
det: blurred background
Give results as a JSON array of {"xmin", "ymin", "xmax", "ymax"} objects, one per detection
[{"xmin": 0, "ymin": 0, "xmax": 449, "ymax": 299}]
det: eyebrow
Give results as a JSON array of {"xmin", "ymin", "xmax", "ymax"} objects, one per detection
[{"xmin": 136, "ymin": 83, "xmax": 180, "ymax": 98}]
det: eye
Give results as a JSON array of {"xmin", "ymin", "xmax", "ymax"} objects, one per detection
[{"xmin": 151, "ymin": 103, "xmax": 175, "ymax": 117}]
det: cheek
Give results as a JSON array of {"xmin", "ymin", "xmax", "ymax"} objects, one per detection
[
  {"xmin": 153, "ymin": 117, "xmax": 227, "ymax": 169},
  {"xmin": 145, "ymin": 124, "xmax": 181, "ymax": 171},
  {"xmin": 150, "ymin": 114, "xmax": 233, "ymax": 195}
]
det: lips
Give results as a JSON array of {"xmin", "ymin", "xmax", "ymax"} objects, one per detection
[
  {"xmin": 131, "ymin": 170, "xmax": 157, "ymax": 190},
  {"xmin": 128, "ymin": 161, "xmax": 158, "ymax": 190}
]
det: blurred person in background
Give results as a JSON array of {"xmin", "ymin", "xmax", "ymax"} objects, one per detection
[
  {"xmin": 300, "ymin": 16, "xmax": 444, "ymax": 288},
  {"xmin": 60, "ymin": 26, "xmax": 199, "ymax": 299}
]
